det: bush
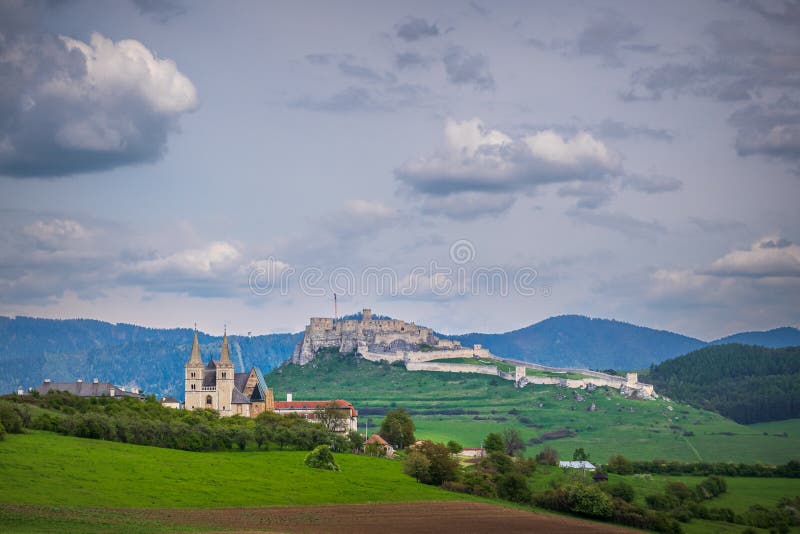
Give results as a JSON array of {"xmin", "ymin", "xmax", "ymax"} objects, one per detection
[
  {"xmin": 403, "ymin": 451, "xmax": 430, "ymax": 482},
  {"xmin": 607, "ymin": 454, "xmax": 634, "ymax": 475},
  {"xmin": 410, "ymin": 441, "xmax": 460, "ymax": 486},
  {"xmin": 535, "ymin": 445, "xmax": 558, "ymax": 465},
  {"xmin": 0, "ymin": 400, "xmax": 24, "ymax": 434},
  {"xmin": 304, "ymin": 445, "xmax": 339, "ymax": 471},
  {"xmin": 606, "ymin": 481, "xmax": 635, "ymax": 503},
  {"xmin": 496, "ymin": 472, "xmax": 531, "ymax": 503},
  {"xmin": 0, "ymin": 421, "xmax": 5, "ymax": 441}
]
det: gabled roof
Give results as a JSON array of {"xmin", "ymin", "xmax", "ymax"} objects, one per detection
[
  {"xmin": 273, "ymin": 399, "xmax": 357, "ymax": 417},
  {"xmin": 160, "ymin": 396, "xmax": 180, "ymax": 403},
  {"xmin": 231, "ymin": 387, "xmax": 251, "ymax": 404},
  {"xmin": 365, "ymin": 433, "xmax": 389, "ymax": 446}
]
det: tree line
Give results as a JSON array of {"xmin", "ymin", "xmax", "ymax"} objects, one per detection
[{"xmin": 649, "ymin": 344, "xmax": 800, "ymax": 424}]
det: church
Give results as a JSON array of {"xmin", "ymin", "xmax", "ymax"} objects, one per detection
[{"xmin": 184, "ymin": 329, "xmax": 274, "ymax": 418}]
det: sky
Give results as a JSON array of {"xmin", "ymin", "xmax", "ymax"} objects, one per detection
[{"xmin": 0, "ymin": 0, "xmax": 798, "ymax": 340}]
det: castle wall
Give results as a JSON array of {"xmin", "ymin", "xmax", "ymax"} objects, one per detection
[{"xmin": 405, "ymin": 362, "xmax": 499, "ymax": 375}]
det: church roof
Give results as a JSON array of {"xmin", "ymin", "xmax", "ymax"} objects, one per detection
[
  {"xmin": 231, "ymin": 387, "xmax": 251, "ymax": 404},
  {"xmin": 37, "ymin": 380, "xmax": 143, "ymax": 399}
]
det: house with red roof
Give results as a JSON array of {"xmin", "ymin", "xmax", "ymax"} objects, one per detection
[
  {"xmin": 273, "ymin": 393, "xmax": 358, "ymax": 433},
  {"xmin": 364, "ymin": 433, "xmax": 394, "ymax": 457}
]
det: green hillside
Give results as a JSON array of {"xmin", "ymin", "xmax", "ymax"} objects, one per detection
[
  {"xmin": 266, "ymin": 349, "xmax": 800, "ymax": 464},
  {"xmin": 0, "ymin": 431, "xmax": 464, "ymax": 509},
  {"xmin": 649, "ymin": 344, "xmax": 800, "ymax": 424}
]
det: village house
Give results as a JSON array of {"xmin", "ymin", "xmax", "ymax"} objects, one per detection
[
  {"xmin": 36, "ymin": 378, "xmax": 144, "ymax": 399},
  {"xmin": 273, "ymin": 394, "xmax": 358, "ymax": 434},
  {"xmin": 364, "ymin": 433, "xmax": 394, "ymax": 457}
]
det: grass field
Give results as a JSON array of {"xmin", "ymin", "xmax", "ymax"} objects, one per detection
[
  {"xmin": 0, "ymin": 431, "xmax": 466, "ymax": 508},
  {"xmin": 266, "ymin": 351, "xmax": 800, "ymax": 464}
]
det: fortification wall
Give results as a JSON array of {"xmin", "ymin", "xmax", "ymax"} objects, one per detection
[
  {"xmin": 402, "ymin": 347, "xmax": 492, "ymax": 363},
  {"xmin": 405, "ymin": 362, "xmax": 499, "ymax": 375}
]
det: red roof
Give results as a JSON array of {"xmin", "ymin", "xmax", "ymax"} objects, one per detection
[
  {"xmin": 273, "ymin": 399, "xmax": 357, "ymax": 417},
  {"xmin": 365, "ymin": 433, "xmax": 390, "ymax": 446}
]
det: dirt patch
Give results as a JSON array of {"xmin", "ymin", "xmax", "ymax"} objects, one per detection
[{"xmin": 135, "ymin": 501, "xmax": 638, "ymax": 533}]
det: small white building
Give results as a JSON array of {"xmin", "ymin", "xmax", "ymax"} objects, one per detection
[{"xmin": 559, "ymin": 460, "xmax": 596, "ymax": 471}]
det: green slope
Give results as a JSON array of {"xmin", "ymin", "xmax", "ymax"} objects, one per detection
[
  {"xmin": 266, "ymin": 349, "xmax": 800, "ymax": 464},
  {"xmin": 649, "ymin": 344, "xmax": 800, "ymax": 423},
  {"xmin": 0, "ymin": 431, "xmax": 465, "ymax": 508}
]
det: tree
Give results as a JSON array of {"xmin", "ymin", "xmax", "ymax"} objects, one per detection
[
  {"xmin": 254, "ymin": 423, "xmax": 271, "ymax": 449},
  {"xmin": 496, "ymin": 472, "xmax": 532, "ymax": 503},
  {"xmin": 305, "ymin": 445, "xmax": 339, "ymax": 471},
  {"xmin": 348, "ymin": 430, "xmax": 365, "ymax": 452},
  {"xmin": 502, "ymin": 428, "xmax": 526, "ymax": 456},
  {"xmin": 446, "ymin": 440, "xmax": 463, "ymax": 455},
  {"xmin": 364, "ymin": 441, "xmax": 386, "ymax": 457},
  {"xmin": 315, "ymin": 401, "xmax": 348, "ymax": 433},
  {"xmin": 535, "ymin": 446, "xmax": 558, "ymax": 466},
  {"xmin": 607, "ymin": 481, "xmax": 635, "ymax": 503},
  {"xmin": 412, "ymin": 441, "xmax": 461, "ymax": 485},
  {"xmin": 573, "ymin": 447, "xmax": 590, "ymax": 462},
  {"xmin": 484, "ymin": 432, "xmax": 504, "ymax": 454},
  {"xmin": 234, "ymin": 428, "xmax": 251, "ymax": 451},
  {"xmin": 608, "ymin": 454, "xmax": 634, "ymax": 475},
  {"xmin": 403, "ymin": 451, "xmax": 431, "ymax": 482},
  {"xmin": 379, "ymin": 408, "xmax": 416, "ymax": 449}
]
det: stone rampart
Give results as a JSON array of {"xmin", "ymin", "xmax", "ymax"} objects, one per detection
[{"xmin": 405, "ymin": 362, "xmax": 499, "ymax": 375}]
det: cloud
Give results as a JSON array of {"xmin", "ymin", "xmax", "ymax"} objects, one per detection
[
  {"xmin": 395, "ymin": 17, "xmax": 440, "ymax": 42},
  {"xmin": 704, "ymin": 237, "xmax": 800, "ymax": 278},
  {"xmin": 396, "ymin": 118, "xmax": 621, "ymax": 198},
  {"xmin": 558, "ymin": 182, "xmax": 615, "ymax": 209},
  {"xmin": 395, "ymin": 51, "xmax": 430, "ymax": 70},
  {"xmin": 738, "ymin": 0, "xmax": 800, "ymax": 27},
  {"xmin": 567, "ymin": 208, "xmax": 666, "ymax": 239},
  {"xmin": 0, "ymin": 30, "xmax": 197, "ymax": 178},
  {"xmin": 130, "ymin": 0, "xmax": 186, "ymax": 23},
  {"xmin": 730, "ymin": 98, "xmax": 800, "ymax": 162},
  {"xmin": 689, "ymin": 217, "xmax": 747, "ymax": 233},
  {"xmin": 576, "ymin": 10, "xmax": 645, "ymax": 66},
  {"xmin": 593, "ymin": 119, "xmax": 674, "ymax": 142},
  {"xmin": 419, "ymin": 192, "xmax": 516, "ymax": 220},
  {"xmin": 289, "ymin": 87, "xmax": 389, "ymax": 113},
  {"xmin": 337, "ymin": 60, "xmax": 396, "ymax": 84},
  {"xmin": 621, "ymin": 174, "xmax": 682, "ymax": 193},
  {"xmin": 443, "ymin": 47, "xmax": 495, "ymax": 91}
]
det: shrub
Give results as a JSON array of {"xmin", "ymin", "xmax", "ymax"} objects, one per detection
[
  {"xmin": 608, "ymin": 454, "xmax": 634, "ymax": 475},
  {"xmin": 0, "ymin": 400, "xmax": 24, "ymax": 434},
  {"xmin": 565, "ymin": 484, "xmax": 613, "ymax": 519},
  {"xmin": 410, "ymin": 441, "xmax": 460, "ymax": 486},
  {"xmin": 535, "ymin": 445, "xmax": 558, "ymax": 465},
  {"xmin": 607, "ymin": 481, "xmax": 635, "ymax": 503},
  {"xmin": 304, "ymin": 445, "xmax": 339, "ymax": 471},
  {"xmin": 403, "ymin": 451, "xmax": 430, "ymax": 482},
  {"xmin": 496, "ymin": 472, "xmax": 531, "ymax": 503},
  {"xmin": 0, "ymin": 421, "xmax": 5, "ymax": 440}
]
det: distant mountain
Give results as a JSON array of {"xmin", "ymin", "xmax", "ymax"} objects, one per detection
[
  {"xmin": 448, "ymin": 315, "xmax": 707, "ymax": 371},
  {"xmin": 649, "ymin": 344, "xmax": 800, "ymax": 424},
  {"xmin": 0, "ymin": 316, "xmax": 300, "ymax": 398},
  {"xmin": 710, "ymin": 327, "xmax": 800, "ymax": 348},
  {"xmin": 1, "ymin": 314, "xmax": 797, "ymax": 399}
]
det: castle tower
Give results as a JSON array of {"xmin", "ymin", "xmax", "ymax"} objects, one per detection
[
  {"xmin": 216, "ymin": 328, "xmax": 235, "ymax": 417},
  {"xmin": 184, "ymin": 328, "xmax": 205, "ymax": 410}
]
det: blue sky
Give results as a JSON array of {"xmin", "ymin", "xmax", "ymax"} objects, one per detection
[{"xmin": 1, "ymin": 0, "xmax": 798, "ymax": 339}]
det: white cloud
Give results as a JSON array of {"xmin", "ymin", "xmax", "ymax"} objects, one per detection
[
  {"xmin": 0, "ymin": 31, "xmax": 197, "ymax": 177},
  {"xmin": 128, "ymin": 241, "xmax": 241, "ymax": 278},
  {"xmin": 344, "ymin": 199, "xmax": 396, "ymax": 218},
  {"xmin": 396, "ymin": 119, "xmax": 621, "ymax": 201},
  {"xmin": 705, "ymin": 237, "xmax": 800, "ymax": 278}
]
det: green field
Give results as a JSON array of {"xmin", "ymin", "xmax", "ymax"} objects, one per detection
[
  {"xmin": 0, "ymin": 431, "xmax": 464, "ymax": 509},
  {"xmin": 266, "ymin": 351, "xmax": 800, "ymax": 464}
]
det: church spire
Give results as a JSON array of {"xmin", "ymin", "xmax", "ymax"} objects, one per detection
[
  {"xmin": 219, "ymin": 325, "xmax": 232, "ymax": 365},
  {"xmin": 188, "ymin": 325, "xmax": 202, "ymax": 365}
]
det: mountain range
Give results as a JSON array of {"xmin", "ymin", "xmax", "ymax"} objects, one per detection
[{"xmin": 0, "ymin": 314, "xmax": 797, "ymax": 397}]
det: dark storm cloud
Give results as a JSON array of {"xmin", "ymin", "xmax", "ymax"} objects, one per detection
[
  {"xmin": 442, "ymin": 47, "xmax": 495, "ymax": 91},
  {"xmin": 395, "ymin": 16, "xmax": 440, "ymax": 42},
  {"xmin": 737, "ymin": 0, "xmax": 800, "ymax": 27},
  {"xmin": 0, "ymin": 9, "xmax": 197, "ymax": 179},
  {"xmin": 130, "ymin": 0, "xmax": 186, "ymax": 24}
]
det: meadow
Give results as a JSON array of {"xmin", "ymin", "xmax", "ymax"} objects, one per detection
[{"xmin": 266, "ymin": 351, "xmax": 800, "ymax": 464}]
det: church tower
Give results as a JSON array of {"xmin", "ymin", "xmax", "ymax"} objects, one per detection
[
  {"xmin": 184, "ymin": 328, "xmax": 205, "ymax": 411},
  {"xmin": 216, "ymin": 328, "xmax": 235, "ymax": 417}
]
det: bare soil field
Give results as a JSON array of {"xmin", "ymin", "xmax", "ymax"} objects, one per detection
[{"xmin": 138, "ymin": 501, "xmax": 637, "ymax": 533}]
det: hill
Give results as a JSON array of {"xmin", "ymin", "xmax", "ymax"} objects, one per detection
[
  {"xmin": 1, "ymin": 314, "xmax": 797, "ymax": 397},
  {"xmin": 649, "ymin": 344, "xmax": 800, "ymax": 424},
  {"xmin": 0, "ymin": 316, "xmax": 300, "ymax": 397},
  {"xmin": 449, "ymin": 315, "xmax": 707, "ymax": 370},
  {"xmin": 265, "ymin": 349, "xmax": 800, "ymax": 464},
  {"xmin": 711, "ymin": 327, "xmax": 800, "ymax": 348}
]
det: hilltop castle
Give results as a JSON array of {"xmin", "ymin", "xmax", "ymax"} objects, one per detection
[
  {"xmin": 184, "ymin": 330, "xmax": 274, "ymax": 417},
  {"xmin": 292, "ymin": 308, "xmax": 460, "ymax": 365}
]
